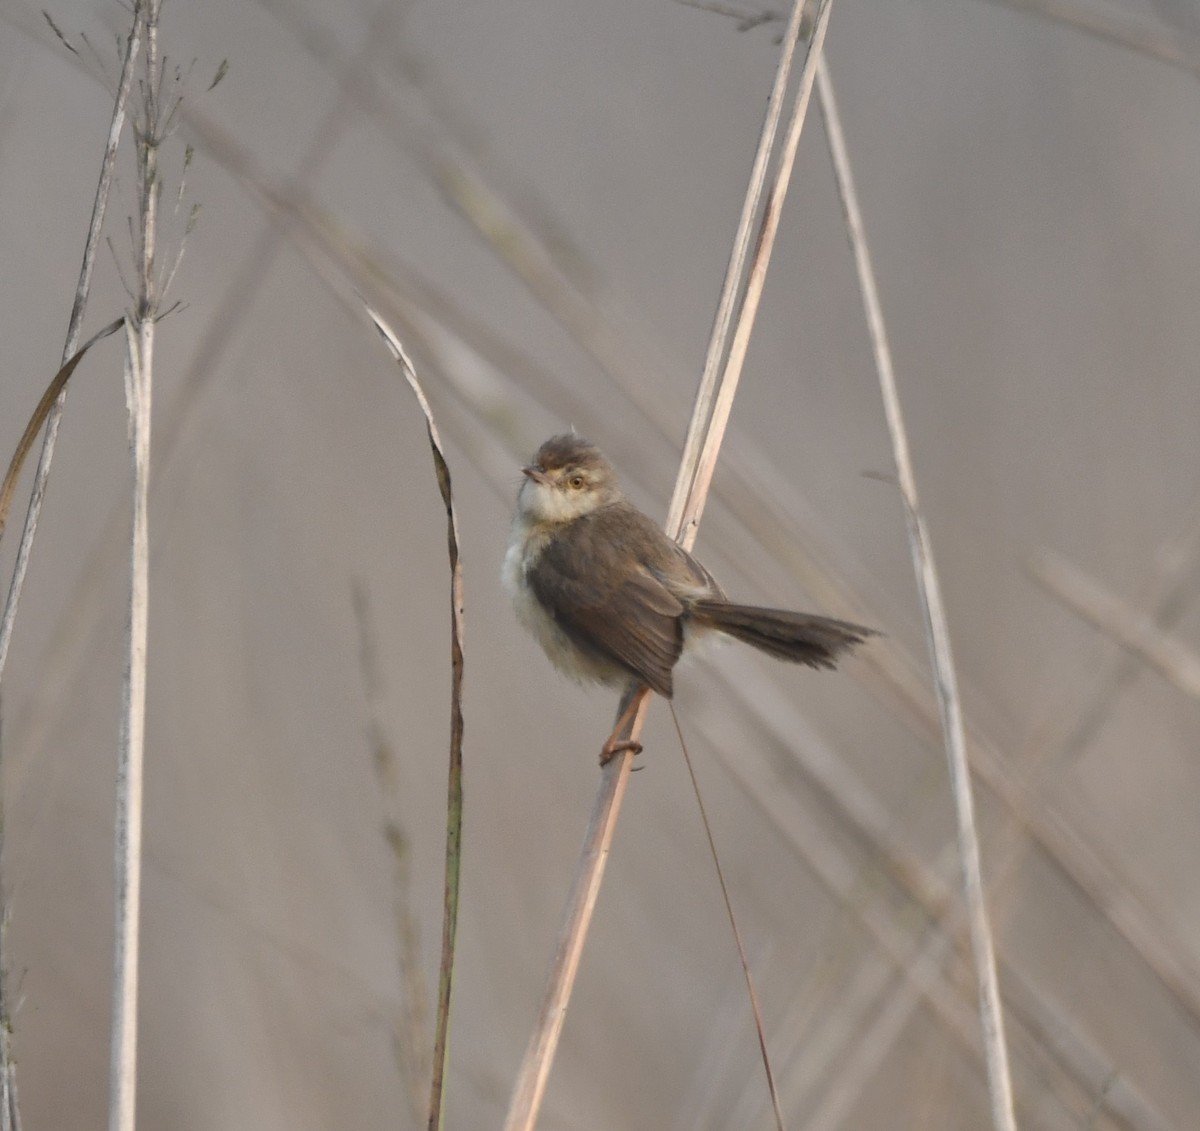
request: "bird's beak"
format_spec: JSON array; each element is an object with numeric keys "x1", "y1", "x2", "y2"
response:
[{"x1": 522, "y1": 465, "x2": 552, "y2": 487}]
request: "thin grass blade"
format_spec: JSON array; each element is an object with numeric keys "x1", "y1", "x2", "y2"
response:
[
  {"x1": 364, "y1": 305, "x2": 465, "y2": 1131},
  {"x1": 0, "y1": 317, "x2": 126, "y2": 542}
]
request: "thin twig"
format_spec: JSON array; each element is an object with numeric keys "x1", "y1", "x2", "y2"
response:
[
  {"x1": 111, "y1": 5, "x2": 160, "y2": 1130},
  {"x1": 363, "y1": 308, "x2": 465, "y2": 1131},
  {"x1": 816, "y1": 57, "x2": 1017, "y2": 1131},
  {"x1": 502, "y1": 4, "x2": 831, "y2": 1128},
  {"x1": 500, "y1": 683, "x2": 646, "y2": 1131},
  {"x1": 668, "y1": 704, "x2": 786, "y2": 1131},
  {"x1": 673, "y1": 0, "x2": 784, "y2": 34},
  {"x1": 1031, "y1": 550, "x2": 1200, "y2": 700},
  {"x1": 0, "y1": 8, "x2": 143, "y2": 681}
]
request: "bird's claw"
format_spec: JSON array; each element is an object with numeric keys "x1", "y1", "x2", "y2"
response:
[{"x1": 599, "y1": 737, "x2": 643, "y2": 766}]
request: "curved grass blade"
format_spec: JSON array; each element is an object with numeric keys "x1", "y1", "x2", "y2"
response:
[
  {"x1": 0, "y1": 317, "x2": 125, "y2": 543},
  {"x1": 364, "y1": 303, "x2": 464, "y2": 1131}
]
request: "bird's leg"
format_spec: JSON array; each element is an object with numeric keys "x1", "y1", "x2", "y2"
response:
[{"x1": 600, "y1": 684, "x2": 650, "y2": 765}]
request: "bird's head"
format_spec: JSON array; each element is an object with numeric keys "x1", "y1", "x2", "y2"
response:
[{"x1": 516, "y1": 434, "x2": 622, "y2": 526}]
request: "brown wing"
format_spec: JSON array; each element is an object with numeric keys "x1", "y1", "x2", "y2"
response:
[
  {"x1": 526, "y1": 504, "x2": 688, "y2": 696},
  {"x1": 645, "y1": 538, "x2": 725, "y2": 603}
]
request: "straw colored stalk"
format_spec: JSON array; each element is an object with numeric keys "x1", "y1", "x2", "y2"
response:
[
  {"x1": 502, "y1": 3, "x2": 832, "y2": 1128},
  {"x1": 815, "y1": 57, "x2": 1017, "y2": 1131},
  {"x1": 111, "y1": 4, "x2": 161, "y2": 1131},
  {"x1": 364, "y1": 310, "x2": 465, "y2": 1131}
]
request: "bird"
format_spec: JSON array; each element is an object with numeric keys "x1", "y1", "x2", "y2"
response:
[{"x1": 503, "y1": 433, "x2": 875, "y2": 760}]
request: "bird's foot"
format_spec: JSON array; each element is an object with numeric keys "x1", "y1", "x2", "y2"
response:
[{"x1": 599, "y1": 736, "x2": 643, "y2": 766}]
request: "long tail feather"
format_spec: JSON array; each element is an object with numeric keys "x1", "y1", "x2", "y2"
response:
[{"x1": 690, "y1": 600, "x2": 876, "y2": 670}]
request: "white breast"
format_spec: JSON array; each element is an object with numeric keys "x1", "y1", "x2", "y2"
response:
[{"x1": 502, "y1": 518, "x2": 625, "y2": 688}]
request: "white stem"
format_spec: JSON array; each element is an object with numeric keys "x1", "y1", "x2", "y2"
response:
[
  {"x1": 111, "y1": 324, "x2": 152, "y2": 1131},
  {"x1": 110, "y1": 5, "x2": 159, "y2": 1130},
  {"x1": 815, "y1": 56, "x2": 1018, "y2": 1131}
]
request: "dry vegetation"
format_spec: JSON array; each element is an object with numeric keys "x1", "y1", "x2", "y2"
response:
[{"x1": 1, "y1": 0, "x2": 1198, "y2": 1129}]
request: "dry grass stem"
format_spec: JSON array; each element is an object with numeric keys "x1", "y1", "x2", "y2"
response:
[
  {"x1": 111, "y1": 5, "x2": 160, "y2": 1130},
  {"x1": 1032, "y1": 550, "x2": 1200, "y2": 699},
  {"x1": 676, "y1": 0, "x2": 831, "y2": 547},
  {"x1": 112, "y1": 321, "x2": 150, "y2": 1131},
  {"x1": 500, "y1": 697, "x2": 644, "y2": 1131},
  {"x1": 815, "y1": 57, "x2": 1017, "y2": 1131},
  {"x1": 668, "y1": 704, "x2": 787, "y2": 1131},
  {"x1": 0, "y1": 11, "x2": 142, "y2": 682},
  {"x1": 364, "y1": 307, "x2": 465, "y2": 1131},
  {"x1": 666, "y1": 0, "x2": 814, "y2": 535},
  {"x1": 673, "y1": 1, "x2": 784, "y2": 33},
  {"x1": 503, "y1": 5, "x2": 830, "y2": 1128}
]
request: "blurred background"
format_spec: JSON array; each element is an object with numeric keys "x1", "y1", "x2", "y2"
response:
[{"x1": 2, "y1": 0, "x2": 1200, "y2": 1127}]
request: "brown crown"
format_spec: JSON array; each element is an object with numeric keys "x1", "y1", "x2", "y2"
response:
[{"x1": 531, "y1": 434, "x2": 613, "y2": 476}]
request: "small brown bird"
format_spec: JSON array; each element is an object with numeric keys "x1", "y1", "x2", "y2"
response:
[{"x1": 504, "y1": 434, "x2": 874, "y2": 759}]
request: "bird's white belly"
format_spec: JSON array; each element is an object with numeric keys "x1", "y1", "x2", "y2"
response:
[{"x1": 503, "y1": 523, "x2": 625, "y2": 687}]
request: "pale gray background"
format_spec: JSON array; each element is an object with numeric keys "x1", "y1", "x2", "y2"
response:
[{"x1": 1, "y1": 0, "x2": 1199, "y2": 1128}]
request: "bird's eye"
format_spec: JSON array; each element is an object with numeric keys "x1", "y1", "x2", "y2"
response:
[{"x1": 568, "y1": 474, "x2": 585, "y2": 490}]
